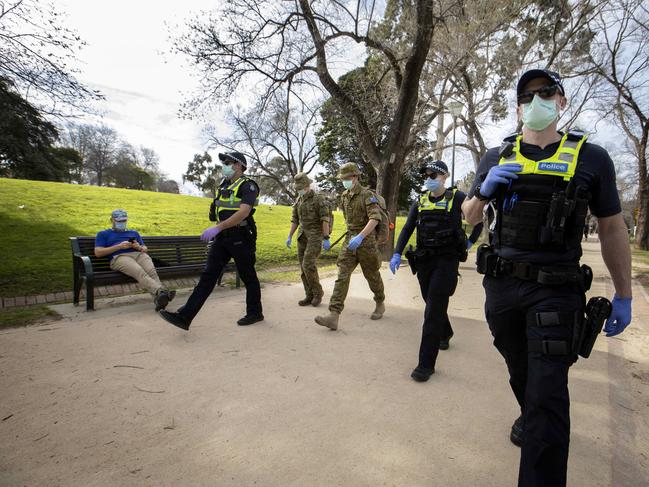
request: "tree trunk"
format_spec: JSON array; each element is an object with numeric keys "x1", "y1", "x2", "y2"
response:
[
  {"x1": 376, "y1": 157, "x2": 403, "y2": 260},
  {"x1": 635, "y1": 167, "x2": 649, "y2": 250}
]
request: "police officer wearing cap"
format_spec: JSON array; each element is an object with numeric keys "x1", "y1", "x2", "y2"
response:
[
  {"x1": 159, "y1": 151, "x2": 264, "y2": 329},
  {"x1": 390, "y1": 160, "x2": 482, "y2": 382},
  {"x1": 462, "y1": 69, "x2": 633, "y2": 486}
]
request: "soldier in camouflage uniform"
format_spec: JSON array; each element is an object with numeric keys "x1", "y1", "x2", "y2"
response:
[
  {"x1": 286, "y1": 172, "x2": 331, "y2": 307},
  {"x1": 315, "y1": 163, "x2": 385, "y2": 331}
]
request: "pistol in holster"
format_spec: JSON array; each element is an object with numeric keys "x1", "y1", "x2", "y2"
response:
[
  {"x1": 575, "y1": 296, "x2": 612, "y2": 358},
  {"x1": 404, "y1": 245, "x2": 417, "y2": 275}
]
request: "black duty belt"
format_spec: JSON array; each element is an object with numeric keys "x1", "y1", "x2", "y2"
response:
[
  {"x1": 220, "y1": 221, "x2": 251, "y2": 236},
  {"x1": 476, "y1": 244, "x2": 591, "y2": 287}
]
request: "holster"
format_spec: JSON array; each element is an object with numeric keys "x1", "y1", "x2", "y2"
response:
[
  {"x1": 405, "y1": 245, "x2": 417, "y2": 275},
  {"x1": 578, "y1": 296, "x2": 612, "y2": 358}
]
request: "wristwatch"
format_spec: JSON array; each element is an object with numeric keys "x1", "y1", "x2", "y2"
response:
[{"x1": 474, "y1": 184, "x2": 491, "y2": 201}]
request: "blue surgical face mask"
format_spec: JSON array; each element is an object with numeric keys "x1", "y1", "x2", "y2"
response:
[
  {"x1": 342, "y1": 179, "x2": 354, "y2": 190},
  {"x1": 522, "y1": 95, "x2": 559, "y2": 131},
  {"x1": 114, "y1": 221, "x2": 127, "y2": 232},
  {"x1": 424, "y1": 177, "x2": 443, "y2": 193},
  {"x1": 222, "y1": 164, "x2": 235, "y2": 178},
  {"x1": 297, "y1": 189, "x2": 306, "y2": 196}
]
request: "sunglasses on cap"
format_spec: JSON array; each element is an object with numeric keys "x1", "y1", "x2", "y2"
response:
[{"x1": 517, "y1": 84, "x2": 560, "y2": 105}]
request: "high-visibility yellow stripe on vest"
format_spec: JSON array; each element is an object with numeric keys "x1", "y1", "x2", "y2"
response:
[
  {"x1": 213, "y1": 177, "x2": 259, "y2": 213},
  {"x1": 498, "y1": 132, "x2": 587, "y2": 181},
  {"x1": 419, "y1": 188, "x2": 457, "y2": 213}
]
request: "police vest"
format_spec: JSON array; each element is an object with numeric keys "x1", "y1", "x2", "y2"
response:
[
  {"x1": 213, "y1": 177, "x2": 259, "y2": 221},
  {"x1": 495, "y1": 131, "x2": 590, "y2": 252},
  {"x1": 416, "y1": 188, "x2": 464, "y2": 250}
]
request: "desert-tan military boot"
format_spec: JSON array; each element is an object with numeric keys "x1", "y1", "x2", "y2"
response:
[
  {"x1": 315, "y1": 312, "x2": 339, "y2": 330},
  {"x1": 370, "y1": 301, "x2": 385, "y2": 320}
]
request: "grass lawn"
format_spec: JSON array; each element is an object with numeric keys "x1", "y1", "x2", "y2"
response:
[
  {"x1": 631, "y1": 247, "x2": 649, "y2": 293},
  {"x1": 0, "y1": 178, "x2": 421, "y2": 298},
  {"x1": 0, "y1": 305, "x2": 61, "y2": 329}
]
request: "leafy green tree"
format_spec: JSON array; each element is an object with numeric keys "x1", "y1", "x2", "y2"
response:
[
  {"x1": 0, "y1": 76, "x2": 62, "y2": 180},
  {"x1": 182, "y1": 152, "x2": 221, "y2": 197}
]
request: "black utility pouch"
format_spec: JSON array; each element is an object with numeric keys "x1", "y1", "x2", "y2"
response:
[
  {"x1": 476, "y1": 244, "x2": 496, "y2": 275},
  {"x1": 580, "y1": 264, "x2": 593, "y2": 292}
]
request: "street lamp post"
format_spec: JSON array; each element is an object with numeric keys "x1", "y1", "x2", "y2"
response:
[{"x1": 447, "y1": 101, "x2": 463, "y2": 187}]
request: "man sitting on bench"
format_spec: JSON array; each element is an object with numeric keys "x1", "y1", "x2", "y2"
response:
[{"x1": 94, "y1": 209, "x2": 175, "y2": 310}]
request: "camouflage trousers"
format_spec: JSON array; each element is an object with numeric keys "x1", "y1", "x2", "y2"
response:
[
  {"x1": 298, "y1": 233, "x2": 323, "y2": 299},
  {"x1": 329, "y1": 233, "x2": 385, "y2": 314}
]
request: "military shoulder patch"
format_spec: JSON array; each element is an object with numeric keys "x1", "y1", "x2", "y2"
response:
[{"x1": 369, "y1": 196, "x2": 378, "y2": 203}]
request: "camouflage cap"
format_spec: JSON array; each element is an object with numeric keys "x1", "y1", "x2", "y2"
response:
[
  {"x1": 293, "y1": 172, "x2": 312, "y2": 190},
  {"x1": 337, "y1": 162, "x2": 361, "y2": 178}
]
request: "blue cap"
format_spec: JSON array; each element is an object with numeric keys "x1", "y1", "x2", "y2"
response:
[{"x1": 111, "y1": 209, "x2": 128, "y2": 221}]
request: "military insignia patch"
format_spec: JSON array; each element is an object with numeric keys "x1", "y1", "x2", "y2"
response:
[{"x1": 370, "y1": 196, "x2": 378, "y2": 203}]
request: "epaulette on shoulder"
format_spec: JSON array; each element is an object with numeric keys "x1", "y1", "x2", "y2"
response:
[
  {"x1": 566, "y1": 128, "x2": 588, "y2": 142},
  {"x1": 503, "y1": 132, "x2": 519, "y2": 143}
]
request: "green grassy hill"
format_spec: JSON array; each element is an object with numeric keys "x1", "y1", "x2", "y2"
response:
[{"x1": 0, "y1": 178, "x2": 416, "y2": 298}]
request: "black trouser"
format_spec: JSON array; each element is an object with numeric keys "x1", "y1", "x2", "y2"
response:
[
  {"x1": 483, "y1": 275, "x2": 583, "y2": 487},
  {"x1": 415, "y1": 255, "x2": 459, "y2": 370},
  {"x1": 179, "y1": 228, "x2": 262, "y2": 323}
]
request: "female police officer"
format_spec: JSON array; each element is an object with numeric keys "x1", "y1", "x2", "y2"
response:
[
  {"x1": 390, "y1": 160, "x2": 482, "y2": 382},
  {"x1": 462, "y1": 69, "x2": 632, "y2": 487},
  {"x1": 158, "y1": 151, "x2": 263, "y2": 329}
]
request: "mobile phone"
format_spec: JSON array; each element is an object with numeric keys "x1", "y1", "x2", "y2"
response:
[{"x1": 128, "y1": 237, "x2": 136, "y2": 243}]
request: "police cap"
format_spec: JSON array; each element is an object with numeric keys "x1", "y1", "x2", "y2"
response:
[
  {"x1": 420, "y1": 160, "x2": 449, "y2": 176},
  {"x1": 218, "y1": 151, "x2": 248, "y2": 168},
  {"x1": 517, "y1": 69, "x2": 565, "y2": 97}
]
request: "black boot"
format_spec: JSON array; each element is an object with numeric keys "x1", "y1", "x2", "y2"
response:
[
  {"x1": 410, "y1": 366, "x2": 435, "y2": 382},
  {"x1": 439, "y1": 331, "x2": 454, "y2": 350},
  {"x1": 159, "y1": 310, "x2": 190, "y2": 331},
  {"x1": 237, "y1": 314, "x2": 264, "y2": 326},
  {"x1": 510, "y1": 415, "x2": 525, "y2": 447}
]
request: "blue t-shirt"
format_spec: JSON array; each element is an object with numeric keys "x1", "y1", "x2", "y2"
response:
[{"x1": 95, "y1": 229, "x2": 145, "y2": 261}]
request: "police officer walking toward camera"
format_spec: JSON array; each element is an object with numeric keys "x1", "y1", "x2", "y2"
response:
[
  {"x1": 286, "y1": 172, "x2": 331, "y2": 307},
  {"x1": 315, "y1": 162, "x2": 385, "y2": 331},
  {"x1": 159, "y1": 151, "x2": 263, "y2": 330},
  {"x1": 390, "y1": 160, "x2": 482, "y2": 382},
  {"x1": 462, "y1": 69, "x2": 633, "y2": 486}
]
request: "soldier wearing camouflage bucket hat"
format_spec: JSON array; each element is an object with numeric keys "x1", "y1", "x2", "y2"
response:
[
  {"x1": 285, "y1": 172, "x2": 331, "y2": 307},
  {"x1": 314, "y1": 162, "x2": 385, "y2": 331}
]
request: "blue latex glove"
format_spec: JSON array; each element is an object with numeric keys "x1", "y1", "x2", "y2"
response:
[
  {"x1": 286, "y1": 236, "x2": 292, "y2": 249},
  {"x1": 466, "y1": 240, "x2": 474, "y2": 250},
  {"x1": 200, "y1": 226, "x2": 221, "y2": 242},
  {"x1": 347, "y1": 234, "x2": 364, "y2": 251},
  {"x1": 389, "y1": 253, "x2": 401, "y2": 274},
  {"x1": 323, "y1": 238, "x2": 331, "y2": 251},
  {"x1": 480, "y1": 164, "x2": 522, "y2": 197},
  {"x1": 603, "y1": 295, "x2": 632, "y2": 337}
]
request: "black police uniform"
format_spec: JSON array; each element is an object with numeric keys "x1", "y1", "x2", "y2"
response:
[
  {"x1": 395, "y1": 189, "x2": 483, "y2": 373},
  {"x1": 178, "y1": 176, "x2": 262, "y2": 324},
  {"x1": 470, "y1": 134, "x2": 621, "y2": 487}
]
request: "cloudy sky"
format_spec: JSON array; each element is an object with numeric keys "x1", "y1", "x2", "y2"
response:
[
  {"x1": 59, "y1": 0, "x2": 223, "y2": 190},
  {"x1": 56, "y1": 0, "x2": 619, "y2": 193}
]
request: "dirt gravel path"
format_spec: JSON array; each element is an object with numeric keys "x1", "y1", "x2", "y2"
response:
[{"x1": 0, "y1": 241, "x2": 647, "y2": 486}]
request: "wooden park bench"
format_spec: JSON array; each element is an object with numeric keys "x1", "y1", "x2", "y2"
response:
[{"x1": 70, "y1": 236, "x2": 240, "y2": 311}]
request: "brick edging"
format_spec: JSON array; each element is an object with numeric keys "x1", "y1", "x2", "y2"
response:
[{"x1": 0, "y1": 277, "x2": 201, "y2": 310}]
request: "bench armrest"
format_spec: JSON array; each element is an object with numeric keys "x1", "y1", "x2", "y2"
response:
[{"x1": 73, "y1": 253, "x2": 94, "y2": 278}]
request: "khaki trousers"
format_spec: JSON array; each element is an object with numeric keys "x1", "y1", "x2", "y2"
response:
[{"x1": 110, "y1": 252, "x2": 163, "y2": 295}]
